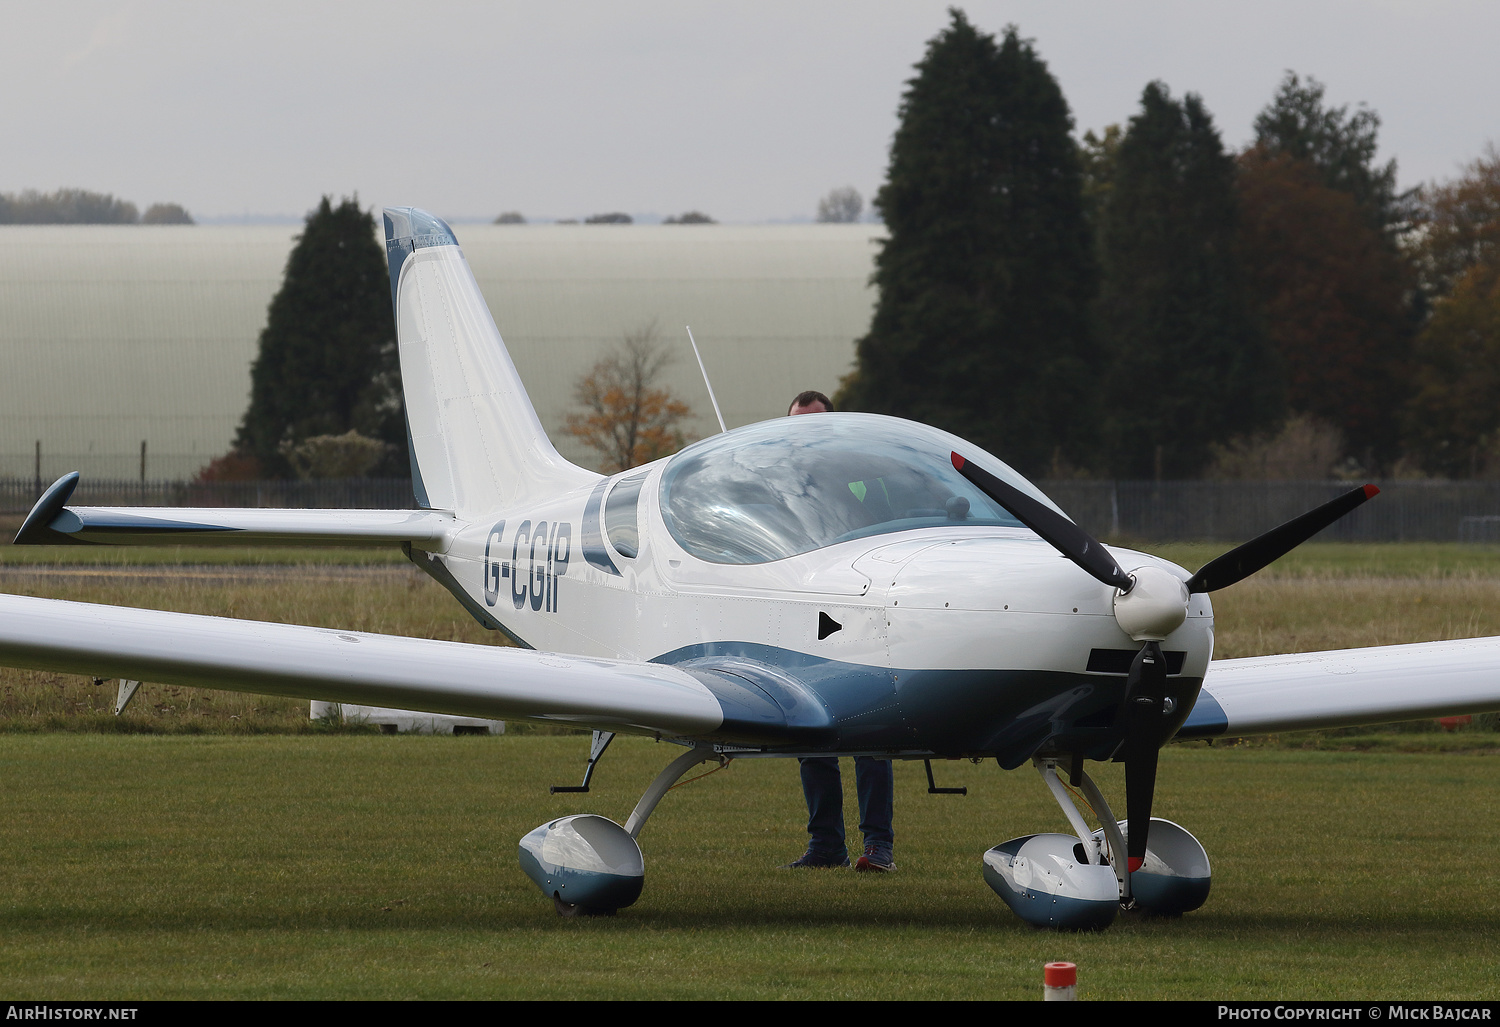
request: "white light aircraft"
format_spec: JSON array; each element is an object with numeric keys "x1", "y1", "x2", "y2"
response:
[{"x1": 6, "y1": 208, "x2": 1500, "y2": 928}]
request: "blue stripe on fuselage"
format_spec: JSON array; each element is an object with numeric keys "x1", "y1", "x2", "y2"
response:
[{"x1": 652, "y1": 641, "x2": 1200, "y2": 763}]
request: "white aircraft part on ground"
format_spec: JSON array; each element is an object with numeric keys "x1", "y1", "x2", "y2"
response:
[{"x1": 308, "y1": 700, "x2": 503, "y2": 735}]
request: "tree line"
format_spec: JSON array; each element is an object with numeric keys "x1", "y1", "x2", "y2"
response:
[
  {"x1": 0, "y1": 188, "x2": 192, "y2": 224},
  {"x1": 838, "y1": 11, "x2": 1500, "y2": 481}
]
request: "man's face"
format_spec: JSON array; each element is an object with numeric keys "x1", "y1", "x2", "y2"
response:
[{"x1": 788, "y1": 399, "x2": 829, "y2": 416}]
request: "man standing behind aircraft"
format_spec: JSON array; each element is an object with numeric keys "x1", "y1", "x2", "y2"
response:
[{"x1": 781, "y1": 390, "x2": 896, "y2": 872}]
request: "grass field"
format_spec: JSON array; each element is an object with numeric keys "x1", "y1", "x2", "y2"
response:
[
  {"x1": 0, "y1": 540, "x2": 1498, "y2": 998},
  {"x1": 0, "y1": 734, "x2": 1496, "y2": 999}
]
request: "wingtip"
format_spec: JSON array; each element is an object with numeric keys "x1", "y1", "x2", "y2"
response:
[
  {"x1": 951, "y1": 452, "x2": 965, "y2": 471},
  {"x1": 1363, "y1": 484, "x2": 1380, "y2": 499},
  {"x1": 14, "y1": 471, "x2": 81, "y2": 545}
]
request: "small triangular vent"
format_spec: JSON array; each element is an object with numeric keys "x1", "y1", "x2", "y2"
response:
[{"x1": 818, "y1": 612, "x2": 843, "y2": 640}]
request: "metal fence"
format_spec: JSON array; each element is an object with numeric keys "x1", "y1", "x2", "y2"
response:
[
  {"x1": 1044, "y1": 480, "x2": 1500, "y2": 543},
  {"x1": 5, "y1": 476, "x2": 1500, "y2": 543}
]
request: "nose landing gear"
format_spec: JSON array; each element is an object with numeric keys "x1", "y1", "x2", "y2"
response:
[{"x1": 982, "y1": 758, "x2": 1211, "y2": 929}]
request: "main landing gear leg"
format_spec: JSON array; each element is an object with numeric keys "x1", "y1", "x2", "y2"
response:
[
  {"x1": 518, "y1": 745, "x2": 723, "y2": 917},
  {"x1": 1035, "y1": 758, "x2": 1131, "y2": 902},
  {"x1": 625, "y1": 745, "x2": 722, "y2": 838}
]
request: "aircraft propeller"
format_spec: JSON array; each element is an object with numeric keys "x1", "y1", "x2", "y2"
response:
[{"x1": 951, "y1": 453, "x2": 1377, "y2": 876}]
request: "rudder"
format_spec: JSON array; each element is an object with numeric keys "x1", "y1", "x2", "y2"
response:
[{"x1": 383, "y1": 207, "x2": 595, "y2": 518}]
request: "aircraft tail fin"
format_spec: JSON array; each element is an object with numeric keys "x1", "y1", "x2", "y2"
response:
[{"x1": 383, "y1": 208, "x2": 595, "y2": 517}]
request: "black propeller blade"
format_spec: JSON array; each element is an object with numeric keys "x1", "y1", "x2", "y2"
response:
[
  {"x1": 1185, "y1": 484, "x2": 1378, "y2": 594},
  {"x1": 1118, "y1": 641, "x2": 1174, "y2": 874},
  {"x1": 951, "y1": 453, "x2": 1134, "y2": 593}
]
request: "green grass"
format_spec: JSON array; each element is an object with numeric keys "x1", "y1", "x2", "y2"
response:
[
  {"x1": 2, "y1": 542, "x2": 1500, "y2": 997},
  {"x1": 1136, "y1": 540, "x2": 1500, "y2": 579},
  {"x1": 0, "y1": 734, "x2": 1496, "y2": 999},
  {"x1": 0, "y1": 560, "x2": 502, "y2": 732}
]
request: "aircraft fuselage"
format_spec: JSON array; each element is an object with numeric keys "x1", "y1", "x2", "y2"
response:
[{"x1": 422, "y1": 463, "x2": 1213, "y2": 763}]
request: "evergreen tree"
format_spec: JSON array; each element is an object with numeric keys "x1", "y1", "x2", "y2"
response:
[
  {"x1": 837, "y1": 12, "x2": 1098, "y2": 477},
  {"x1": 1253, "y1": 72, "x2": 1407, "y2": 236},
  {"x1": 1099, "y1": 83, "x2": 1280, "y2": 478},
  {"x1": 234, "y1": 197, "x2": 404, "y2": 478}
]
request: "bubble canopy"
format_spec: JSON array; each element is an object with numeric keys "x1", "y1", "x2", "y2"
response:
[{"x1": 659, "y1": 413, "x2": 1065, "y2": 565}]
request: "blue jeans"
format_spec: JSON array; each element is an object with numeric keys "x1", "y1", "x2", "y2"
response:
[{"x1": 798, "y1": 756, "x2": 894, "y2": 860}]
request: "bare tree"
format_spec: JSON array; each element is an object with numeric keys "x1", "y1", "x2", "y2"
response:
[
  {"x1": 564, "y1": 322, "x2": 692, "y2": 472},
  {"x1": 816, "y1": 186, "x2": 863, "y2": 223},
  {"x1": 278, "y1": 430, "x2": 390, "y2": 479},
  {"x1": 1207, "y1": 415, "x2": 1346, "y2": 480}
]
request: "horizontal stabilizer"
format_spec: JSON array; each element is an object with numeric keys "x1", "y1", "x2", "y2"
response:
[{"x1": 14, "y1": 473, "x2": 456, "y2": 548}]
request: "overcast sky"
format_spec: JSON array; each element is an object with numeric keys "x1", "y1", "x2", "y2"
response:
[{"x1": 3, "y1": 1, "x2": 1495, "y2": 223}]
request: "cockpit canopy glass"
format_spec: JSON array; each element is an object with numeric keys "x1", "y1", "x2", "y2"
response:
[{"x1": 660, "y1": 413, "x2": 1065, "y2": 565}]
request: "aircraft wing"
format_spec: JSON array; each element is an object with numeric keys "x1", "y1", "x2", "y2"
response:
[
  {"x1": 0, "y1": 592, "x2": 833, "y2": 746},
  {"x1": 13, "y1": 473, "x2": 452, "y2": 548},
  {"x1": 1180, "y1": 637, "x2": 1500, "y2": 739}
]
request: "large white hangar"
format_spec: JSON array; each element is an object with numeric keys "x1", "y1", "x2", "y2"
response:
[{"x1": 0, "y1": 222, "x2": 881, "y2": 481}]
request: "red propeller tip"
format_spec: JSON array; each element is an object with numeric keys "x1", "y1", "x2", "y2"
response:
[
  {"x1": 951, "y1": 452, "x2": 966, "y2": 471},
  {"x1": 1363, "y1": 484, "x2": 1380, "y2": 499},
  {"x1": 1127, "y1": 856, "x2": 1143, "y2": 873}
]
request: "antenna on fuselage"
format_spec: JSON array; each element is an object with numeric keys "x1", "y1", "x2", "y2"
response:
[{"x1": 685, "y1": 326, "x2": 728, "y2": 434}]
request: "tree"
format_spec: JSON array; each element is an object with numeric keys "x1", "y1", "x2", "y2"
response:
[
  {"x1": 0, "y1": 188, "x2": 138, "y2": 224},
  {"x1": 1098, "y1": 82, "x2": 1279, "y2": 478},
  {"x1": 494, "y1": 211, "x2": 526, "y2": 224},
  {"x1": 663, "y1": 211, "x2": 715, "y2": 224},
  {"x1": 816, "y1": 187, "x2": 863, "y2": 223},
  {"x1": 141, "y1": 203, "x2": 193, "y2": 224},
  {"x1": 1253, "y1": 72, "x2": 1407, "y2": 236},
  {"x1": 280, "y1": 430, "x2": 390, "y2": 479},
  {"x1": 233, "y1": 196, "x2": 403, "y2": 478},
  {"x1": 1079, "y1": 123, "x2": 1123, "y2": 244},
  {"x1": 563, "y1": 323, "x2": 692, "y2": 473},
  {"x1": 585, "y1": 212, "x2": 632, "y2": 224},
  {"x1": 1206, "y1": 414, "x2": 1345, "y2": 481},
  {"x1": 1416, "y1": 142, "x2": 1500, "y2": 300},
  {"x1": 1236, "y1": 147, "x2": 1411, "y2": 465},
  {"x1": 837, "y1": 13, "x2": 1099, "y2": 477},
  {"x1": 1405, "y1": 260, "x2": 1500, "y2": 476}
]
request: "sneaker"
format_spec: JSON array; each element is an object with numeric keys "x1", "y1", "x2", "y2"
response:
[
  {"x1": 780, "y1": 850, "x2": 850, "y2": 869},
  {"x1": 855, "y1": 845, "x2": 896, "y2": 873}
]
